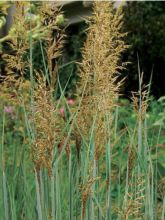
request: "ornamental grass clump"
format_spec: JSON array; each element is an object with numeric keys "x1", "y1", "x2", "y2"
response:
[
  {"x1": 29, "y1": 3, "x2": 65, "y2": 177},
  {"x1": 0, "y1": 2, "x2": 65, "y2": 87},
  {"x1": 0, "y1": 1, "x2": 65, "y2": 175},
  {"x1": 76, "y1": 2, "x2": 128, "y2": 218},
  {"x1": 0, "y1": 2, "x2": 32, "y2": 107},
  {"x1": 1, "y1": 1, "x2": 164, "y2": 220},
  {"x1": 78, "y1": 2, "x2": 128, "y2": 152},
  {"x1": 120, "y1": 175, "x2": 145, "y2": 220}
]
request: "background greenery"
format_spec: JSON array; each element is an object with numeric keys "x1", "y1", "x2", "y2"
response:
[{"x1": 122, "y1": 1, "x2": 165, "y2": 98}]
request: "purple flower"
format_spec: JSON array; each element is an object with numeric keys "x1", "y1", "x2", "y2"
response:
[
  {"x1": 4, "y1": 106, "x2": 14, "y2": 114},
  {"x1": 59, "y1": 107, "x2": 65, "y2": 117},
  {"x1": 67, "y1": 98, "x2": 74, "y2": 105}
]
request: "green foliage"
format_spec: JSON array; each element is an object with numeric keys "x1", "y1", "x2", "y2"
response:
[{"x1": 122, "y1": 1, "x2": 165, "y2": 98}]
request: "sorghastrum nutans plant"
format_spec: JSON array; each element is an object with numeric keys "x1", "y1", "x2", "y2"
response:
[
  {"x1": 0, "y1": 1, "x2": 65, "y2": 106},
  {"x1": 81, "y1": 175, "x2": 101, "y2": 220},
  {"x1": 0, "y1": 2, "x2": 32, "y2": 106},
  {"x1": 0, "y1": 2, "x2": 66, "y2": 177},
  {"x1": 77, "y1": 2, "x2": 128, "y2": 161},
  {"x1": 119, "y1": 175, "x2": 145, "y2": 220},
  {"x1": 31, "y1": 75, "x2": 65, "y2": 178},
  {"x1": 36, "y1": 2, "x2": 65, "y2": 89}
]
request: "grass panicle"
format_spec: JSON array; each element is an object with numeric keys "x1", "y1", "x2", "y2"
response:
[{"x1": 77, "y1": 1, "x2": 128, "y2": 158}]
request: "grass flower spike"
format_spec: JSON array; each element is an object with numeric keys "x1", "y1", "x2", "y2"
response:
[{"x1": 78, "y1": 2, "x2": 128, "y2": 154}]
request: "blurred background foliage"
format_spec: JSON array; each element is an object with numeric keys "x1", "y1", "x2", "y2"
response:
[{"x1": 122, "y1": 1, "x2": 165, "y2": 99}]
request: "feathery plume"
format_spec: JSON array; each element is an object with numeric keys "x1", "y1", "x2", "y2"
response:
[{"x1": 77, "y1": 1, "x2": 128, "y2": 158}]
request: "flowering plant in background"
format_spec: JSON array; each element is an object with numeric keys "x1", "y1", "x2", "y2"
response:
[
  {"x1": 59, "y1": 98, "x2": 75, "y2": 118},
  {"x1": 67, "y1": 98, "x2": 74, "y2": 105},
  {"x1": 3, "y1": 106, "x2": 15, "y2": 119},
  {"x1": 59, "y1": 107, "x2": 65, "y2": 118},
  {"x1": 4, "y1": 106, "x2": 13, "y2": 114}
]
